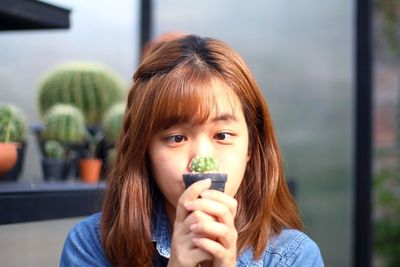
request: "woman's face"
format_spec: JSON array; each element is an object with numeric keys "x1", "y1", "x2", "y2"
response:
[{"x1": 148, "y1": 79, "x2": 250, "y2": 212}]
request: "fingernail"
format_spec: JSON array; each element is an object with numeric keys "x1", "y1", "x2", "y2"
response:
[
  {"x1": 184, "y1": 201, "x2": 195, "y2": 210},
  {"x1": 200, "y1": 190, "x2": 212, "y2": 198},
  {"x1": 190, "y1": 223, "x2": 198, "y2": 231}
]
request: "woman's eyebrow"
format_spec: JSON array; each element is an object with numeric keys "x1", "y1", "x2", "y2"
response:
[{"x1": 211, "y1": 113, "x2": 238, "y2": 122}]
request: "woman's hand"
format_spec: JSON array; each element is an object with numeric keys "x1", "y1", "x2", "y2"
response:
[
  {"x1": 168, "y1": 178, "x2": 238, "y2": 267},
  {"x1": 185, "y1": 188, "x2": 238, "y2": 267},
  {"x1": 168, "y1": 179, "x2": 214, "y2": 267}
]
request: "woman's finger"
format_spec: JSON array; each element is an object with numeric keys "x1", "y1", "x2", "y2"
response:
[
  {"x1": 175, "y1": 178, "x2": 211, "y2": 223},
  {"x1": 200, "y1": 189, "x2": 238, "y2": 217},
  {"x1": 169, "y1": 220, "x2": 214, "y2": 266},
  {"x1": 184, "y1": 197, "x2": 235, "y2": 226},
  {"x1": 183, "y1": 209, "x2": 216, "y2": 233},
  {"x1": 192, "y1": 237, "x2": 236, "y2": 266},
  {"x1": 189, "y1": 247, "x2": 213, "y2": 263},
  {"x1": 190, "y1": 220, "x2": 237, "y2": 248}
]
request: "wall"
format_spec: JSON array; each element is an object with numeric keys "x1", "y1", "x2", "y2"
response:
[{"x1": 0, "y1": 217, "x2": 82, "y2": 267}]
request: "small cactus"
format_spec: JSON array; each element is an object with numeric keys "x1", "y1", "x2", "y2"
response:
[
  {"x1": 0, "y1": 104, "x2": 27, "y2": 143},
  {"x1": 42, "y1": 104, "x2": 86, "y2": 144},
  {"x1": 38, "y1": 61, "x2": 125, "y2": 125},
  {"x1": 190, "y1": 156, "x2": 219, "y2": 173},
  {"x1": 102, "y1": 102, "x2": 125, "y2": 144},
  {"x1": 44, "y1": 140, "x2": 65, "y2": 159}
]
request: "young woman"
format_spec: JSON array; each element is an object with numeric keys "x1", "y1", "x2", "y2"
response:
[{"x1": 61, "y1": 35, "x2": 324, "y2": 267}]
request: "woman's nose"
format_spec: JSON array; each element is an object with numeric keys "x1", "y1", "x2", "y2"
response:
[{"x1": 190, "y1": 136, "x2": 214, "y2": 161}]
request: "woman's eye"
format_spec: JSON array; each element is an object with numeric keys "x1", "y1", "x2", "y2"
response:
[
  {"x1": 166, "y1": 135, "x2": 187, "y2": 144},
  {"x1": 214, "y1": 132, "x2": 233, "y2": 141}
]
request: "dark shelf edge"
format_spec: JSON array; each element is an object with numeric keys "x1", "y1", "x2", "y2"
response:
[
  {"x1": 0, "y1": 0, "x2": 71, "y2": 31},
  {"x1": 0, "y1": 182, "x2": 105, "y2": 225}
]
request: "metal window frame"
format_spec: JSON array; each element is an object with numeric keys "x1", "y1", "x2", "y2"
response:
[{"x1": 354, "y1": 0, "x2": 372, "y2": 267}]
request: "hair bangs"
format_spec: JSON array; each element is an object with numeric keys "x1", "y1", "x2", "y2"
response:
[{"x1": 150, "y1": 66, "x2": 220, "y2": 131}]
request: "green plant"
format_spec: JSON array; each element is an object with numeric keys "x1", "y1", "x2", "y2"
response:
[
  {"x1": 37, "y1": 61, "x2": 125, "y2": 126},
  {"x1": 0, "y1": 104, "x2": 27, "y2": 143},
  {"x1": 375, "y1": 0, "x2": 400, "y2": 53},
  {"x1": 190, "y1": 156, "x2": 219, "y2": 173},
  {"x1": 374, "y1": 3, "x2": 400, "y2": 266},
  {"x1": 44, "y1": 140, "x2": 65, "y2": 160},
  {"x1": 102, "y1": 102, "x2": 125, "y2": 144},
  {"x1": 374, "y1": 164, "x2": 400, "y2": 267},
  {"x1": 42, "y1": 104, "x2": 86, "y2": 144},
  {"x1": 84, "y1": 130, "x2": 104, "y2": 158},
  {"x1": 107, "y1": 147, "x2": 117, "y2": 163}
]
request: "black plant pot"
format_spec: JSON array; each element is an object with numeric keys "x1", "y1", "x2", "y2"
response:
[
  {"x1": 33, "y1": 123, "x2": 112, "y2": 180},
  {"x1": 42, "y1": 158, "x2": 70, "y2": 181},
  {"x1": 0, "y1": 142, "x2": 27, "y2": 182},
  {"x1": 183, "y1": 173, "x2": 228, "y2": 192},
  {"x1": 32, "y1": 124, "x2": 88, "y2": 179}
]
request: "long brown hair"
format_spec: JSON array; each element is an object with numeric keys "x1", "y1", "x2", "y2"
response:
[{"x1": 101, "y1": 35, "x2": 303, "y2": 266}]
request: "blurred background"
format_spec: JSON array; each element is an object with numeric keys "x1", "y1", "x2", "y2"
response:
[{"x1": 0, "y1": 0, "x2": 397, "y2": 266}]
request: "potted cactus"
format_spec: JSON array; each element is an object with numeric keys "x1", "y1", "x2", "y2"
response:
[
  {"x1": 42, "y1": 140, "x2": 69, "y2": 181},
  {"x1": 34, "y1": 61, "x2": 126, "y2": 177},
  {"x1": 0, "y1": 104, "x2": 27, "y2": 180},
  {"x1": 183, "y1": 156, "x2": 227, "y2": 192},
  {"x1": 102, "y1": 102, "x2": 125, "y2": 145},
  {"x1": 41, "y1": 104, "x2": 86, "y2": 180},
  {"x1": 41, "y1": 104, "x2": 86, "y2": 144},
  {"x1": 78, "y1": 130, "x2": 104, "y2": 184},
  {"x1": 37, "y1": 61, "x2": 125, "y2": 127}
]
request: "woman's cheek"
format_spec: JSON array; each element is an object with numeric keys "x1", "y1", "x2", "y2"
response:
[{"x1": 222, "y1": 152, "x2": 248, "y2": 196}]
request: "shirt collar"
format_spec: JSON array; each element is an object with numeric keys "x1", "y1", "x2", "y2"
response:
[{"x1": 152, "y1": 200, "x2": 172, "y2": 258}]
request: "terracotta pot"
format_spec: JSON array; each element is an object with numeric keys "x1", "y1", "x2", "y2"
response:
[
  {"x1": 0, "y1": 143, "x2": 18, "y2": 175},
  {"x1": 0, "y1": 142, "x2": 27, "y2": 181},
  {"x1": 79, "y1": 158, "x2": 102, "y2": 183}
]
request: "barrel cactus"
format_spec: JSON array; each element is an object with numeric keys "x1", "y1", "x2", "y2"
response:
[
  {"x1": 42, "y1": 104, "x2": 86, "y2": 144},
  {"x1": 44, "y1": 140, "x2": 66, "y2": 160},
  {"x1": 184, "y1": 156, "x2": 227, "y2": 192},
  {"x1": 38, "y1": 61, "x2": 125, "y2": 125},
  {"x1": 0, "y1": 104, "x2": 27, "y2": 143},
  {"x1": 102, "y1": 102, "x2": 125, "y2": 144},
  {"x1": 190, "y1": 156, "x2": 219, "y2": 173}
]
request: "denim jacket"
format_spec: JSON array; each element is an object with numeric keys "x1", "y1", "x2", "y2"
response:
[{"x1": 61, "y1": 204, "x2": 324, "y2": 267}]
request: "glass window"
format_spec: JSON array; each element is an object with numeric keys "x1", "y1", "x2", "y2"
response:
[{"x1": 372, "y1": 1, "x2": 400, "y2": 266}]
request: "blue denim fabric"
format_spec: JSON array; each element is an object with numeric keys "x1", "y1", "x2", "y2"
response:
[
  {"x1": 60, "y1": 213, "x2": 111, "y2": 267},
  {"x1": 61, "y1": 203, "x2": 324, "y2": 266}
]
